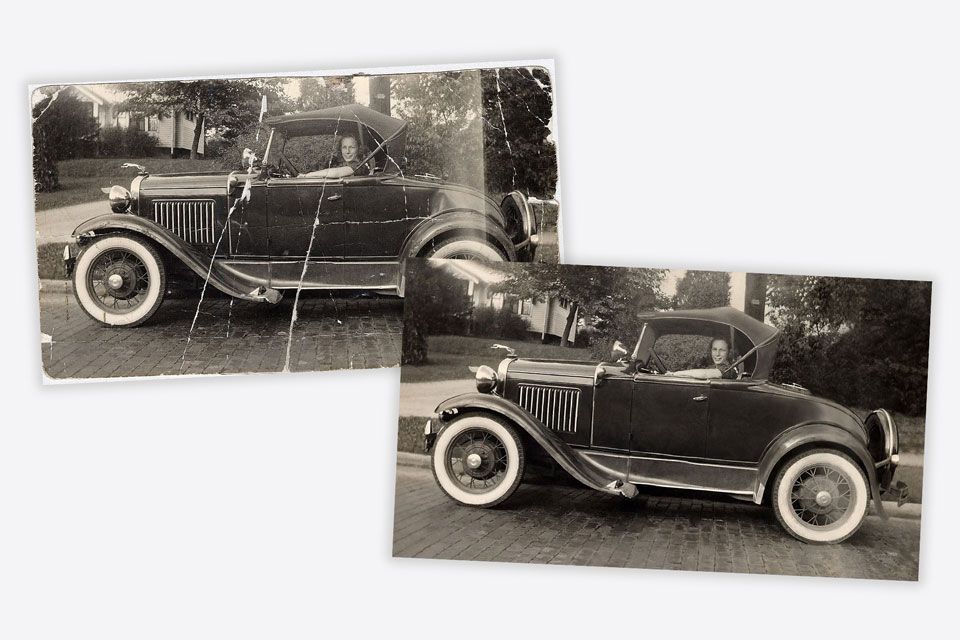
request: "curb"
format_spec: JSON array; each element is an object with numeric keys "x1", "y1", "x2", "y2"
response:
[
  {"x1": 395, "y1": 452, "x2": 922, "y2": 519},
  {"x1": 39, "y1": 279, "x2": 71, "y2": 294},
  {"x1": 397, "y1": 451, "x2": 430, "y2": 469}
]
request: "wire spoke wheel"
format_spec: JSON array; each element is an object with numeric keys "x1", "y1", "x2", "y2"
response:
[
  {"x1": 431, "y1": 415, "x2": 525, "y2": 508},
  {"x1": 72, "y1": 234, "x2": 166, "y2": 328},
  {"x1": 773, "y1": 449, "x2": 868, "y2": 544},
  {"x1": 87, "y1": 248, "x2": 152, "y2": 313}
]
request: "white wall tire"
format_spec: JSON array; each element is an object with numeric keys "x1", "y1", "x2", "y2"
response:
[
  {"x1": 72, "y1": 234, "x2": 166, "y2": 328},
  {"x1": 425, "y1": 237, "x2": 506, "y2": 261},
  {"x1": 772, "y1": 449, "x2": 868, "y2": 544},
  {"x1": 431, "y1": 414, "x2": 524, "y2": 507}
]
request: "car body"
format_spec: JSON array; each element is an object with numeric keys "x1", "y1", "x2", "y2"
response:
[
  {"x1": 424, "y1": 307, "x2": 906, "y2": 544},
  {"x1": 64, "y1": 103, "x2": 540, "y2": 327}
]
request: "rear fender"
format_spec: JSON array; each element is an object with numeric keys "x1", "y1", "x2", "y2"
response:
[
  {"x1": 402, "y1": 211, "x2": 517, "y2": 261},
  {"x1": 755, "y1": 422, "x2": 886, "y2": 517},
  {"x1": 72, "y1": 214, "x2": 281, "y2": 303},
  {"x1": 434, "y1": 393, "x2": 632, "y2": 497}
]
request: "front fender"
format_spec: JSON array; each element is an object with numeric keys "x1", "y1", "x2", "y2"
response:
[
  {"x1": 755, "y1": 422, "x2": 887, "y2": 517},
  {"x1": 72, "y1": 214, "x2": 280, "y2": 303},
  {"x1": 433, "y1": 393, "x2": 631, "y2": 496},
  {"x1": 402, "y1": 211, "x2": 518, "y2": 261}
]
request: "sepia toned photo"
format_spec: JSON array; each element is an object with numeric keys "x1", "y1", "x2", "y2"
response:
[
  {"x1": 393, "y1": 260, "x2": 930, "y2": 580},
  {"x1": 31, "y1": 61, "x2": 560, "y2": 381}
]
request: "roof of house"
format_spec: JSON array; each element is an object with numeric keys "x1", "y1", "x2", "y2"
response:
[{"x1": 70, "y1": 84, "x2": 128, "y2": 105}]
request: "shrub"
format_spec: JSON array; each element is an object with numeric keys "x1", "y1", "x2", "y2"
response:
[
  {"x1": 470, "y1": 306, "x2": 529, "y2": 340},
  {"x1": 98, "y1": 127, "x2": 159, "y2": 157}
]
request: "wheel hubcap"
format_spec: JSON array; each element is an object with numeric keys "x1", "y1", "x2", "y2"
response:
[
  {"x1": 790, "y1": 464, "x2": 853, "y2": 527},
  {"x1": 86, "y1": 248, "x2": 151, "y2": 313},
  {"x1": 445, "y1": 428, "x2": 509, "y2": 493}
]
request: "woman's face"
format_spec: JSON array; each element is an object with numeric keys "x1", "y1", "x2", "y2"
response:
[
  {"x1": 710, "y1": 339, "x2": 730, "y2": 366},
  {"x1": 340, "y1": 137, "x2": 358, "y2": 162}
]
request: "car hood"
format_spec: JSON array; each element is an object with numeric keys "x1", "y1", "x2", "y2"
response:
[
  {"x1": 508, "y1": 358, "x2": 599, "y2": 380},
  {"x1": 138, "y1": 172, "x2": 232, "y2": 191}
]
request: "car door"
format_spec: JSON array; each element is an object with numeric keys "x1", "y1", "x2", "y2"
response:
[
  {"x1": 589, "y1": 364, "x2": 634, "y2": 451},
  {"x1": 266, "y1": 177, "x2": 346, "y2": 258},
  {"x1": 341, "y1": 175, "x2": 426, "y2": 258},
  {"x1": 226, "y1": 174, "x2": 269, "y2": 256},
  {"x1": 630, "y1": 375, "x2": 710, "y2": 459}
]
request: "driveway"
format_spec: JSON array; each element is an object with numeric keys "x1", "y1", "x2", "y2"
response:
[
  {"x1": 393, "y1": 466, "x2": 921, "y2": 580},
  {"x1": 35, "y1": 201, "x2": 105, "y2": 244}
]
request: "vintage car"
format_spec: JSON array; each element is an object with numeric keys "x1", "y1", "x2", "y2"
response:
[
  {"x1": 424, "y1": 307, "x2": 907, "y2": 544},
  {"x1": 63, "y1": 103, "x2": 540, "y2": 327}
]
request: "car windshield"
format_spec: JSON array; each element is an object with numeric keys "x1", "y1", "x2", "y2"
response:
[
  {"x1": 265, "y1": 123, "x2": 402, "y2": 176},
  {"x1": 633, "y1": 322, "x2": 760, "y2": 378}
]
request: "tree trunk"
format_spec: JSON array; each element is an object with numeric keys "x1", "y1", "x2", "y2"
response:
[
  {"x1": 190, "y1": 113, "x2": 205, "y2": 159},
  {"x1": 560, "y1": 302, "x2": 579, "y2": 347}
]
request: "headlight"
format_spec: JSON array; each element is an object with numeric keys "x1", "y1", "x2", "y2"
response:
[
  {"x1": 108, "y1": 185, "x2": 132, "y2": 213},
  {"x1": 475, "y1": 365, "x2": 497, "y2": 393}
]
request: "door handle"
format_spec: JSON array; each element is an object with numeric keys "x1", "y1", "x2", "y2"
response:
[
  {"x1": 326, "y1": 194, "x2": 342, "y2": 201},
  {"x1": 692, "y1": 394, "x2": 708, "y2": 402}
]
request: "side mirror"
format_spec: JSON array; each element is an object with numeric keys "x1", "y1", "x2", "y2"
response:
[{"x1": 611, "y1": 340, "x2": 629, "y2": 362}]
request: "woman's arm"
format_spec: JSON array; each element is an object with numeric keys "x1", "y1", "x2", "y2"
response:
[
  {"x1": 668, "y1": 368, "x2": 722, "y2": 379},
  {"x1": 300, "y1": 165, "x2": 355, "y2": 179}
]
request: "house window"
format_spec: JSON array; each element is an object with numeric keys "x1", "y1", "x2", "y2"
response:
[
  {"x1": 518, "y1": 300, "x2": 531, "y2": 316},
  {"x1": 144, "y1": 116, "x2": 159, "y2": 132}
]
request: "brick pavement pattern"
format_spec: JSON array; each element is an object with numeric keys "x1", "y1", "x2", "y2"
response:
[
  {"x1": 39, "y1": 288, "x2": 403, "y2": 379},
  {"x1": 393, "y1": 466, "x2": 920, "y2": 580}
]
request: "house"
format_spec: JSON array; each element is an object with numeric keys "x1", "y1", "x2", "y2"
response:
[
  {"x1": 442, "y1": 261, "x2": 578, "y2": 345},
  {"x1": 64, "y1": 84, "x2": 205, "y2": 157}
]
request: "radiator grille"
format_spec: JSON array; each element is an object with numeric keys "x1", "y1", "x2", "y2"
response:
[
  {"x1": 152, "y1": 200, "x2": 216, "y2": 244},
  {"x1": 517, "y1": 384, "x2": 580, "y2": 433}
]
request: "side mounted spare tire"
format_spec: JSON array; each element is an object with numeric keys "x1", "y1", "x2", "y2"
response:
[{"x1": 72, "y1": 233, "x2": 166, "y2": 328}]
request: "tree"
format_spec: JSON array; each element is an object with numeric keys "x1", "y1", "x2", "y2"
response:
[
  {"x1": 497, "y1": 264, "x2": 666, "y2": 349},
  {"x1": 121, "y1": 78, "x2": 288, "y2": 159},
  {"x1": 32, "y1": 88, "x2": 99, "y2": 191},
  {"x1": 672, "y1": 270, "x2": 731, "y2": 309},
  {"x1": 401, "y1": 260, "x2": 473, "y2": 365},
  {"x1": 767, "y1": 275, "x2": 932, "y2": 415},
  {"x1": 297, "y1": 76, "x2": 354, "y2": 111},
  {"x1": 394, "y1": 66, "x2": 558, "y2": 198}
]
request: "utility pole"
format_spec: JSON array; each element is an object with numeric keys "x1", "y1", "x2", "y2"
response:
[{"x1": 369, "y1": 76, "x2": 391, "y2": 115}]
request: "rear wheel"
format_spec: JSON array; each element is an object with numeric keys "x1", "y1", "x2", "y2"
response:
[
  {"x1": 772, "y1": 449, "x2": 868, "y2": 544},
  {"x1": 424, "y1": 237, "x2": 506, "y2": 261},
  {"x1": 72, "y1": 234, "x2": 166, "y2": 327},
  {"x1": 431, "y1": 414, "x2": 524, "y2": 507}
]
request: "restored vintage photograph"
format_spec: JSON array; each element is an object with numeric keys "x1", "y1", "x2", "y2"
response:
[
  {"x1": 393, "y1": 260, "x2": 930, "y2": 580},
  {"x1": 31, "y1": 62, "x2": 560, "y2": 380}
]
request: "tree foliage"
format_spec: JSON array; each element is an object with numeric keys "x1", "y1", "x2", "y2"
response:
[
  {"x1": 394, "y1": 66, "x2": 557, "y2": 198},
  {"x1": 297, "y1": 76, "x2": 355, "y2": 111},
  {"x1": 32, "y1": 89, "x2": 99, "y2": 160},
  {"x1": 673, "y1": 270, "x2": 730, "y2": 309},
  {"x1": 401, "y1": 260, "x2": 473, "y2": 365},
  {"x1": 767, "y1": 275, "x2": 932, "y2": 415},
  {"x1": 496, "y1": 263, "x2": 666, "y2": 352},
  {"x1": 121, "y1": 78, "x2": 289, "y2": 159}
]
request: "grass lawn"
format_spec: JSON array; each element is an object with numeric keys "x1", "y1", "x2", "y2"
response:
[
  {"x1": 34, "y1": 157, "x2": 228, "y2": 211},
  {"x1": 400, "y1": 334, "x2": 592, "y2": 383},
  {"x1": 36, "y1": 242, "x2": 68, "y2": 280},
  {"x1": 397, "y1": 416, "x2": 431, "y2": 454}
]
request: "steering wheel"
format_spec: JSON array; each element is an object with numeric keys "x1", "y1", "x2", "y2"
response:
[{"x1": 278, "y1": 155, "x2": 300, "y2": 177}]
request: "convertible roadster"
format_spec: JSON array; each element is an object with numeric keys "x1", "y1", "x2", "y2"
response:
[
  {"x1": 63, "y1": 104, "x2": 540, "y2": 327},
  {"x1": 424, "y1": 307, "x2": 907, "y2": 544}
]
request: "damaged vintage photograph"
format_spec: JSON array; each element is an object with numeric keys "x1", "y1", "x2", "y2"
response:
[
  {"x1": 31, "y1": 61, "x2": 560, "y2": 380},
  {"x1": 394, "y1": 260, "x2": 930, "y2": 580}
]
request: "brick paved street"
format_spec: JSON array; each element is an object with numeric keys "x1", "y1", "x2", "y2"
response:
[
  {"x1": 393, "y1": 465, "x2": 920, "y2": 580},
  {"x1": 38, "y1": 286, "x2": 403, "y2": 379}
]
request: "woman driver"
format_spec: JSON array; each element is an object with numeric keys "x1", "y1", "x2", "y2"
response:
[
  {"x1": 670, "y1": 337, "x2": 738, "y2": 380},
  {"x1": 302, "y1": 134, "x2": 371, "y2": 178}
]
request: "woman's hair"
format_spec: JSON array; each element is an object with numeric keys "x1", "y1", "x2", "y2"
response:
[{"x1": 330, "y1": 134, "x2": 370, "y2": 172}]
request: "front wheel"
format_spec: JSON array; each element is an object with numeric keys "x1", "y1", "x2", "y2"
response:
[
  {"x1": 772, "y1": 449, "x2": 869, "y2": 544},
  {"x1": 72, "y1": 233, "x2": 166, "y2": 327},
  {"x1": 424, "y1": 237, "x2": 506, "y2": 261},
  {"x1": 431, "y1": 414, "x2": 524, "y2": 507}
]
